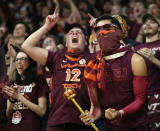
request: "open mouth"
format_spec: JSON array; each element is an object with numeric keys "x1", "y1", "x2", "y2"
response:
[
  {"x1": 72, "y1": 38, "x2": 78, "y2": 43},
  {"x1": 136, "y1": 9, "x2": 139, "y2": 12}
]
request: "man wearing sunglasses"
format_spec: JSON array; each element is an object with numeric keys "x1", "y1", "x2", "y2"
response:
[{"x1": 80, "y1": 14, "x2": 148, "y2": 131}]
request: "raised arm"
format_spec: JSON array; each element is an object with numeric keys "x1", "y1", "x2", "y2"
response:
[
  {"x1": 21, "y1": 7, "x2": 59, "y2": 65},
  {"x1": 64, "y1": 0, "x2": 82, "y2": 24}
]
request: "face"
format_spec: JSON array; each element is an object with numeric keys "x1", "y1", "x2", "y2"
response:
[
  {"x1": 143, "y1": 18, "x2": 159, "y2": 36},
  {"x1": 62, "y1": 8, "x2": 71, "y2": 17},
  {"x1": 103, "y1": 1, "x2": 112, "y2": 13},
  {"x1": 111, "y1": 5, "x2": 122, "y2": 15},
  {"x1": 13, "y1": 24, "x2": 26, "y2": 38},
  {"x1": 42, "y1": 37, "x2": 57, "y2": 52},
  {"x1": 148, "y1": 4, "x2": 160, "y2": 18},
  {"x1": 65, "y1": 28, "x2": 87, "y2": 51},
  {"x1": 134, "y1": 2, "x2": 145, "y2": 17},
  {"x1": 15, "y1": 52, "x2": 30, "y2": 75}
]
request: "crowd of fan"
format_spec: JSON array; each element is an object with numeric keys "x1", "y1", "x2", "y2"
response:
[{"x1": 0, "y1": 0, "x2": 160, "y2": 131}]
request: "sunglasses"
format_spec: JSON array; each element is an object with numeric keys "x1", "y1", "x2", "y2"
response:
[
  {"x1": 15, "y1": 57, "x2": 28, "y2": 62},
  {"x1": 93, "y1": 24, "x2": 119, "y2": 33}
]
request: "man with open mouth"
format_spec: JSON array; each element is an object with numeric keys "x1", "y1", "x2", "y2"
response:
[{"x1": 22, "y1": 6, "x2": 95, "y2": 131}]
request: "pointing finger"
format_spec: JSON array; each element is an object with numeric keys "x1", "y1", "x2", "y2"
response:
[{"x1": 88, "y1": 13, "x2": 94, "y2": 19}]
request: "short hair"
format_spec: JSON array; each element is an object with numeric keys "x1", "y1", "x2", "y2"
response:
[
  {"x1": 65, "y1": 23, "x2": 87, "y2": 35},
  {"x1": 14, "y1": 21, "x2": 31, "y2": 35},
  {"x1": 96, "y1": 14, "x2": 122, "y2": 30}
]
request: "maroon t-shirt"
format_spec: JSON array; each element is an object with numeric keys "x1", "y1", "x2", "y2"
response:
[
  {"x1": 46, "y1": 50, "x2": 93, "y2": 126},
  {"x1": 135, "y1": 40, "x2": 160, "y2": 124},
  {"x1": 98, "y1": 51, "x2": 147, "y2": 130},
  {"x1": 8, "y1": 76, "x2": 49, "y2": 131},
  {"x1": 129, "y1": 21, "x2": 142, "y2": 40},
  {"x1": 135, "y1": 40, "x2": 160, "y2": 95}
]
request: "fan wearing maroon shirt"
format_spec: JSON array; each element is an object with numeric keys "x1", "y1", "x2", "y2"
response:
[
  {"x1": 136, "y1": 13, "x2": 160, "y2": 131},
  {"x1": 80, "y1": 14, "x2": 148, "y2": 131},
  {"x1": 21, "y1": 7, "x2": 94, "y2": 131},
  {"x1": 2, "y1": 51, "x2": 49, "y2": 131}
]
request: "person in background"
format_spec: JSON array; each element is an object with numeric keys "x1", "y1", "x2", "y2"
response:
[
  {"x1": 136, "y1": 13, "x2": 160, "y2": 131},
  {"x1": 2, "y1": 50, "x2": 49, "y2": 131},
  {"x1": 130, "y1": 0, "x2": 146, "y2": 40}
]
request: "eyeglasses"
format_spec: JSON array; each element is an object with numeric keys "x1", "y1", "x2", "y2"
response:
[
  {"x1": 93, "y1": 24, "x2": 119, "y2": 33},
  {"x1": 15, "y1": 57, "x2": 28, "y2": 62}
]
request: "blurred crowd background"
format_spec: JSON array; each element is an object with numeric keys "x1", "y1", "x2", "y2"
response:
[{"x1": 0, "y1": 0, "x2": 160, "y2": 81}]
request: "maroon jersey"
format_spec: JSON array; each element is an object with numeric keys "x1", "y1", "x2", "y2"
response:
[
  {"x1": 46, "y1": 50, "x2": 92, "y2": 126},
  {"x1": 135, "y1": 40, "x2": 160, "y2": 130},
  {"x1": 135, "y1": 40, "x2": 160, "y2": 95},
  {"x1": 98, "y1": 51, "x2": 147, "y2": 130},
  {"x1": 129, "y1": 21, "x2": 142, "y2": 40},
  {"x1": 8, "y1": 76, "x2": 49, "y2": 131}
]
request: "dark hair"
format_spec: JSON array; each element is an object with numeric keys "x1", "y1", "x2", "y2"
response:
[
  {"x1": 14, "y1": 21, "x2": 31, "y2": 35},
  {"x1": 96, "y1": 14, "x2": 122, "y2": 30},
  {"x1": 45, "y1": 34, "x2": 59, "y2": 45},
  {"x1": 65, "y1": 23, "x2": 87, "y2": 35},
  {"x1": 14, "y1": 51, "x2": 38, "y2": 85}
]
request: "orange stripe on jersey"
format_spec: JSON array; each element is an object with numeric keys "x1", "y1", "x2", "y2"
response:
[
  {"x1": 84, "y1": 70, "x2": 97, "y2": 81},
  {"x1": 65, "y1": 54, "x2": 81, "y2": 61},
  {"x1": 87, "y1": 60, "x2": 98, "y2": 70},
  {"x1": 49, "y1": 77, "x2": 53, "y2": 107}
]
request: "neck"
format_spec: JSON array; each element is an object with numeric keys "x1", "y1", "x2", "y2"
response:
[
  {"x1": 136, "y1": 17, "x2": 142, "y2": 24},
  {"x1": 14, "y1": 37, "x2": 25, "y2": 45},
  {"x1": 146, "y1": 33, "x2": 160, "y2": 43}
]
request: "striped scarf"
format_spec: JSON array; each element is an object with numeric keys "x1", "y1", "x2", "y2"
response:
[{"x1": 84, "y1": 46, "x2": 131, "y2": 90}]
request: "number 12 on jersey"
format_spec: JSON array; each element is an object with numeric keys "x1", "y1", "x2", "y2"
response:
[{"x1": 66, "y1": 69, "x2": 81, "y2": 82}]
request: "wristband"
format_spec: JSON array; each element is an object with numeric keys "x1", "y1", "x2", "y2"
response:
[{"x1": 117, "y1": 111, "x2": 123, "y2": 118}]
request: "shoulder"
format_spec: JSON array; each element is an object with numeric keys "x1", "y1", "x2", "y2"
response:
[{"x1": 131, "y1": 53, "x2": 147, "y2": 76}]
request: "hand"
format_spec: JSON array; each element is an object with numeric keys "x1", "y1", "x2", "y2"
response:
[
  {"x1": 88, "y1": 13, "x2": 97, "y2": 28},
  {"x1": 80, "y1": 110, "x2": 94, "y2": 126},
  {"x1": 138, "y1": 48, "x2": 155, "y2": 62},
  {"x1": 105, "y1": 108, "x2": 118, "y2": 120},
  {"x1": 2, "y1": 84, "x2": 23, "y2": 100},
  {"x1": 44, "y1": 6, "x2": 59, "y2": 31},
  {"x1": 8, "y1": 39, "x2": 16, "y2": 58},
  {"x1": 2, "y1": 85, "x2": 18, "y2": 100}
]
